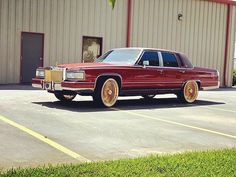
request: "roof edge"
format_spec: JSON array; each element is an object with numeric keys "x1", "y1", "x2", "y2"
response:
[{"x1": 208, "y1": 0, "x2": 236, "y2": 6}]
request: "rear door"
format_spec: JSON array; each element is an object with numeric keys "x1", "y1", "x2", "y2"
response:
[
  {"x1": 160, "y1": 51, "x2": 184, "y2": 88},
  {"x1": 21, "y1": 32, "x2": 44, "y2": 83}
]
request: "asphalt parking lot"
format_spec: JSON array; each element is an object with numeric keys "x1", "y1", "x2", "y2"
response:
[{"x1": 0, "y1": 85, "x2": 236, "y2": 169}]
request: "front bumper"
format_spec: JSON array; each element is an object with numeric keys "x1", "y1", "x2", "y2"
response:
[
  {"x1": 32, "y1": 78, "x2": 94, "y2": 92},
  {"x1": 32, "y1": 78, "x2": 63, "y2": 91}
]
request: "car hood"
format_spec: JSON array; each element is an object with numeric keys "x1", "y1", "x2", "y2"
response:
[{"x1": 58, "y1": 62, "x2": 132, "y2": 69}]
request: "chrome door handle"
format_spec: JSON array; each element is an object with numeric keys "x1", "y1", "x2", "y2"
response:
[
  {"x1": 180, "y1": 70, "x2": 186, "y2": 74},
  {"x1": 40, "y1": 57, "x2": 43, "y2": 61}
]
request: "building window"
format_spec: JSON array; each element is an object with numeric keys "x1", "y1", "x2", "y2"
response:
[{"x1": 82, "y1": 36, "x2": 103, "y2": 63}]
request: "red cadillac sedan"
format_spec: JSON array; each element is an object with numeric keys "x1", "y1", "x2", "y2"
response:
[{"x1": 32, "y1": 48, "x2": 220, "y2": 107}]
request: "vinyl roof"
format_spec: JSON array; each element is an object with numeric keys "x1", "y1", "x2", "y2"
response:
[{"x1": 112, "y1": 48, "x2": 181, "y2": 54}]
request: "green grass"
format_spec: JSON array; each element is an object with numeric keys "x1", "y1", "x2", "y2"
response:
[
  {"x1": 233, "y1": 69, "x2": 236, "y2": 77},
  {"x1": 1, "y1": 149, "x2": 236, "y2": 177}
]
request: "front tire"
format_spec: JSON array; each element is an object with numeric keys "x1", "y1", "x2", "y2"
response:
[
  {"x1": 93, "y1": 78, "x2": 119, "y2": 107},
  {"x1": 54, "y1": 92, "x2": 76, "y2": 102},
  {"x1": 178, "y1": 81, "x2": 199, "y2": 103}
]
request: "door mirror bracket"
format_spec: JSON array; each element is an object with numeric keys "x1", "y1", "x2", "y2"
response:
[{"x1": 143, "y1": 60, "x2": 149, "y2": 68}]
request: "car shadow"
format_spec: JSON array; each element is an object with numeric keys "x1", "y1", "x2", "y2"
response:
[
  {"x1": 32, "y1": 97, "x2": 225, "y2": 113},
  {"x1": 204, "y1": 87, "x2": 236, "y2": 92},
  {"x1": 0, "y1": 84, "x2": 39, "y2": 90}
]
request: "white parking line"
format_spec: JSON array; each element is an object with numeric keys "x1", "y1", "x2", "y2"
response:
[{"x1": 112, "y1": 108, "x2": 236, "y2": 140}]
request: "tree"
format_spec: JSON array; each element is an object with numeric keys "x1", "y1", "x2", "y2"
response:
[{"x1": 109, "y1": 0, "x2": 116, "y2": 9}]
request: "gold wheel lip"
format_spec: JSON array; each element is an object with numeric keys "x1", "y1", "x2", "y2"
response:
[
  {"x1": 101, "y1": 78, "x2": 119, "y2": 107},
  {"x1": 183, "y1": 80, "x2": 199, "y2": 103}
]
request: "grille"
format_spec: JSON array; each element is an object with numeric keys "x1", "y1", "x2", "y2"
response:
[{"x1": 45, "y1": 70, "x2": 63, "y2": 82}]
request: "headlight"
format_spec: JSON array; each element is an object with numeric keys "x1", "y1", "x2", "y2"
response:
[
  {"x1": 66, "y1": 71, "x2": 85, "y2": 80},
  {"x1": 36, "y1": 69, "x2": 45, "y2": 78}
]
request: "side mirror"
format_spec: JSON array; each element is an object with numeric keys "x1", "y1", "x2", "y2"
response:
[{"x1": 143, "y1": 60, "x2": 149, "y2": 67}]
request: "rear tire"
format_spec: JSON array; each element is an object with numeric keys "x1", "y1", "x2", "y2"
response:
[
  {"x1": 54, "y1": 92, "x2": 76, "y2": 102},
  {"x1": 178, "y1": 81, "x2": 199, "y2": 103},
  {"x1": 93, "y1": 78, "x2": 119, "y2": 107}
]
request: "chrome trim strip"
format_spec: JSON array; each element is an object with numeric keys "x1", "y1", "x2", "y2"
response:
[
  {"x1": 135, "y1": 49, "x2": 144, "y2": 64},
  {"x1": 158, "y1": 51, "x2": 164, "y2": 67},
  {"x1": 201, "y1": 81, "x2": 220, "y2": 83},
  {"x1": 62, "y1": 87, "x2": 94, "y2": 91},
  {"x1": 123, "y1": 82, "x2": 182, "y2": 84},
  {"x1": 94, "y1": 73, "x2": 123, "y2": 90},
  {"x1": 63, "y1": 68, "x2": 67, "y2": 80},
  {"x1": 62, "y1": 81, "x2": 94, "y2": 84}
]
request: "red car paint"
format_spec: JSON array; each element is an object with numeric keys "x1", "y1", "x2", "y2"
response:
[
  {"x1": 32, "y1": 48, "x2": 219, "y2": 96},
  {"x1": 61, "y1": 65, "x2": 218, "y2": 90}
]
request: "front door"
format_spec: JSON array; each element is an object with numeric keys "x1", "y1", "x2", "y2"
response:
[
  {"x1": 21, "y1": 32, "x2": 44, "y2": 83},
  {"x1": 124, "y1": 50, "x2": 164, "y2": 89}
]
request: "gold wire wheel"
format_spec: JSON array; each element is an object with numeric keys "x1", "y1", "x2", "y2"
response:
[
  {"x1": 101, "y1": 78, "x2": 119, "y2": 107},
  {"x1": 183, "y1": 81, "x2": 199, "y2": 103}
]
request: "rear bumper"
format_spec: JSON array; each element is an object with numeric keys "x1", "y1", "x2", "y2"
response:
[{"x1": 202, "y1": 81, "x2": 220, "y2": 90}]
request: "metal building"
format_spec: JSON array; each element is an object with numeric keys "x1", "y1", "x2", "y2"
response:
[{"x1": 0, "y1": 0, "x2": 235, "y2": 86}]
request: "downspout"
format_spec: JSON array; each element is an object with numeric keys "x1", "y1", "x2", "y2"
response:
[
  {"x1": 224, "y1": 4, "x2": 232, "y2": 87},
  {"x1": 126, "y1": 0, "x2": 132, "y2": 47}
]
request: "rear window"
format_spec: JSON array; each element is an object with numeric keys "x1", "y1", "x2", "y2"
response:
[
  {"x1": 177, "y1": 53, "x2": 193, "y2": 68},
  {"x1": 162, "y1": 52, "x2": 179, "y2": 67}
]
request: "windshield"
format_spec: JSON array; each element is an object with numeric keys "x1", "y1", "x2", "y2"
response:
[{"x1": 97, "y1": 49, "x2": 142, "y2": 64}]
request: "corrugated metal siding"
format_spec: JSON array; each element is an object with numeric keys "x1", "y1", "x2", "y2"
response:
[
  {"x1": 131, "y1": 0, "x2": 229, "y2": 86},
  {"x1": 0, "y1": 0, "x2": 127, "y2": 84},
  {"x1": 0, "y1": 0, "x2": 236, "y2": 86},
  {"x1": 227, "y1": 5, "x2": 236, "y2": 86}
]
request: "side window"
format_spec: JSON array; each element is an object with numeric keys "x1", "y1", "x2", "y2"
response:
[
  {"x1": 162, "y1": 52, "x2": 179, "y2": 67},
  {"x1": 138, "y1": 51, "x2": 159, "y2": 66}
]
